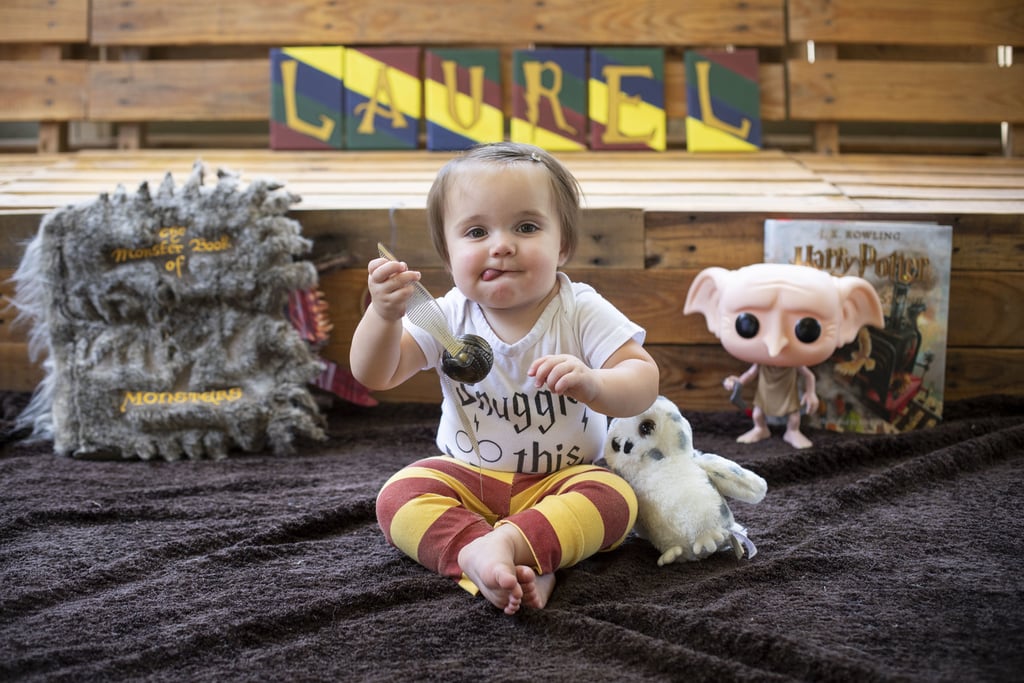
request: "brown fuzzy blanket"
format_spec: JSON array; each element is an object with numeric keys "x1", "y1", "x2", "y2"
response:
[{"x1": 2, "y1": 392, "x2": 1023, "y2": 682}]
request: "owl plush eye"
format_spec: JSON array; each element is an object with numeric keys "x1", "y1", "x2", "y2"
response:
[
  {"x1": 735, "y1": 313, "x2": 759, "y2": 339},
  {"x1": 639, "y1": 419, "x2": 656, "y2": 437}
]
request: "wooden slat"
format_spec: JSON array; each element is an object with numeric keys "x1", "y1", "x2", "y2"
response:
[
  {"x1": 317, "y1": 266, "x2": 1024, "y2": 353},
  {"x1": 88, "y1": 60, "x2": 270, "y2": 121},
  {"x1": 788, "y1": 0, "x2": 1024, "y2": 46},
  {"x1": 80, "y1": 57, "x2": 788, "y2": 124},
  {"x1": 91, "y1": 0, "x2": 786, "y2": 47},
  {"x1": 645, "y1": 213, "x2": 1024, "y2": 272},
  {"x1": 332, "y1": 345, "x2": 1024, "y2": 408},
  {"x1": 0, "y1": 0, "x2": 90, "y2": 44},
  {"x1": 1, "y1": 61, "x2": 88, "y2": 121},
  {"x1": 788, "y1": 61, "x2": 1024, "y2": 124}
]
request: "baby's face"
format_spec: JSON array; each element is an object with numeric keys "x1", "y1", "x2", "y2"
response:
[
  {"x1": 442, "y1": 161, "x2": 566, "y2": 314},
  {"x1": 717, "y1": 274, "x2": 842, "y2": 367}
]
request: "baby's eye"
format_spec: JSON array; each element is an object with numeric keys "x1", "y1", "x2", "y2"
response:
[
  {"x1": 794, "y1": 317, "x2": 822, "y2": 343},
  {"x1": 465, "y1": 227, "x2": 487, "y2": 239},
  {"x1": 735, "y1": 313, "x2": 759, "y2": 339},
  {"x1": 517, "y1": 222, "x2": 540, "y2": 234}
]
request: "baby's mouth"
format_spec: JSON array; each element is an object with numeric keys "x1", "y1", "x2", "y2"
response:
[{"x1": 481, "y1": 269, "x2": 505, "y2": 282}]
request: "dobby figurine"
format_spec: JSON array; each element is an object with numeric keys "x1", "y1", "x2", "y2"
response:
[{"x1": 684, "y1": 264, "x2": 883, "y2": 449}]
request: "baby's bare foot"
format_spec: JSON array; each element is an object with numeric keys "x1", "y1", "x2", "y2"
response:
[
  {"x1": 516, "y1": 565, "x2": 556, "y2": 609},
  {"x1": 458, "y1": 530, "x2": 524, "y2": 615}
]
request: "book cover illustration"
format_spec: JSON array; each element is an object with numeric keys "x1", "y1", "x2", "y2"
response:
[{"x1": 764, "y1": 219, "x2": 952, "y2": 433}]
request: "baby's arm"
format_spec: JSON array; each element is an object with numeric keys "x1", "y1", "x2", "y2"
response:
[
  {"x1": 528, "y1": 340, "x2": 659, "y2": 417},
  {"x1": 349, "y1": 257, "x2": 428, "y2": 391}
]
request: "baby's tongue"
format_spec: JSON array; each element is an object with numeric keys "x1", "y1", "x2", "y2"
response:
[{"x1": 482, "y1": 269, "x2": 502, "y2": 281}]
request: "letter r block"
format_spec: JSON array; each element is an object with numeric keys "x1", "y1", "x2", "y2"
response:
[{"x1": 510, "y1": 48, "x2": 588, "y2": 151}]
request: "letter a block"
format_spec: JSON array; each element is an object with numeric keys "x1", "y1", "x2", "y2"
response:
[
  {"x1": 684, "y1": 49, "x2": 761, "y2": 152},
  {"x1": 588, "y1": 48, "x2": 666, "y2": 151},
  {"x1": 270, "y1": 47, "x2": 345, "y2": 150},
  {"x1": 510, "y1": 48, "x2": 587, "y2": 151},
  {"x1": 425, "y1": 48, "x2": 504, "y2": 151},
  {"x1": 344, "y1": 47, "x2": 422, "y2": 150}
]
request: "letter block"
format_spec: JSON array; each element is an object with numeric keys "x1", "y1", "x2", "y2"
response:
[
  {"x1": 344, "y1": 47, "x2": 422, "y2": 150},
  {"x1": 425, "y1": 48, "x2": 504, "y2": 151},
  {"x1": 270, "y1": 47, "x2": 345, "y2": 150},
  {"x1": 588, "y1": 47, "x2": 666, "y2": 151},
  {"x1": 684, "y1": 49, "x2": 761, "y2": 152},
  {"x1": 510, "y1": 48, "x2": 588, "y2": 151}
]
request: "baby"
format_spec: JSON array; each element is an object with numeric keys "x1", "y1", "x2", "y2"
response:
[{"x1": 350, "y1": 142, "x2": 659, "y2": 614}]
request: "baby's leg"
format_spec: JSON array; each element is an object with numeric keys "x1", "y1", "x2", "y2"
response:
[
  {"x1": 376, "y1": 457, "x2": 498, "y2": 582},
  {"x1": 457, "y1": 524, "x2": 531, "y2": 614},
  {"x1": 498, "y1": 465, "x2": 637, "y2": 607}
]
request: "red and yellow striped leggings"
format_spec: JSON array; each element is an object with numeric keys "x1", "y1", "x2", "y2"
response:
[{"x1": 376, "y1": 456, "x2": 638, "y2": 594}]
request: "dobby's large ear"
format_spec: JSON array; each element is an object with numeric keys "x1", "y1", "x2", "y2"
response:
[
  {"x1": 835, "y1": 276, "x2": 885, "y2": 346},
  {"x1": 684, "y1": 267, "x2": 730, "y2": 337}
]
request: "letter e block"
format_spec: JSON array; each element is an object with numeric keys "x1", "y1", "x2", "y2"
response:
[{"x1": 588, "y1": 48, "x2": 665, "y2": 151}]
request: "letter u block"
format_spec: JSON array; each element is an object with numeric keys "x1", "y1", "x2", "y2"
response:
[
  {"x1": 510, "y1": 48, "x2": 588, "y2": 151},
  {"x1": 344, "y1": 47, "x2": 422, "y2": 150},
  {"x1": 588, "y1": 47, "x2": 666, "y2": 151},
  {"x1": 425, "y1": 48, "x2": 504, "y2": 151},
  {"x1": 270, "y1": 47, "x2": 345, "y2": 150}
]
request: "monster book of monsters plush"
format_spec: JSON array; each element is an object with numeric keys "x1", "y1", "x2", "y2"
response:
[{"x1": 11, "y1": 162, "x2": 331, "y2": 460}]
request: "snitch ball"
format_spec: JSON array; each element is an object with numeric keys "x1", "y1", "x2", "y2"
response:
[{"x1": 442, "y1": 334, "x2": 493, "y2": 383}]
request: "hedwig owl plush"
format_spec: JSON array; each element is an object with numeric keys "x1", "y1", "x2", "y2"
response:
[{"x1": 605, "y1": 396, "x2": 768, "y2": 565}]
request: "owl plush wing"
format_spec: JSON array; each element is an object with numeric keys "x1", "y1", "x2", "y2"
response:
[{"x1": 692, "y1": 450, "x2": 767, "y2": 504}]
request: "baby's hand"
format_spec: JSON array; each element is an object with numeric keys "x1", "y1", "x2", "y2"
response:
[
  {"x1": 528, "y1": 355, "x2": 597, "y2": 403},
  {"x1": 366, "y1": 257, "x2": 421, "y2": 322}
]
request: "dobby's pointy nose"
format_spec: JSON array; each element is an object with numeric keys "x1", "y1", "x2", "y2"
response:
[{"x1": 764, "y1": 329, "x2": 789, "y2": 357}]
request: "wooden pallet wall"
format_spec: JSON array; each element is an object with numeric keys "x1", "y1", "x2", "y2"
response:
[{"x1": 1, "y1": 0, "x2": 1021, "y2": 154}]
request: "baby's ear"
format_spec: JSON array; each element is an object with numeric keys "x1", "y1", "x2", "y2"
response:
[
  {"x1": 835, "y1": 276, "x2": 884, "y2": 346},
  {"x1": 684, "y1": 267, "x2": 730, "y2": 336}
]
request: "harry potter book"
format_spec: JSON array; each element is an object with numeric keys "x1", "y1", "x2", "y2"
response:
[{"x1": 764, "y1": 219, "x2": 953, "y2": 433}]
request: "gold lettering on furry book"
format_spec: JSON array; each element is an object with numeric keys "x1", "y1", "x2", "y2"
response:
[
  {"x1": 110, "y1": 226, "x2": 233, "y2": 278},
  {"x1": 120, "y1": 388, "x2": 244, "y2": 413}
]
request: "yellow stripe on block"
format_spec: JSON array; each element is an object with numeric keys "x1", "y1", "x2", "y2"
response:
[
  {"x1": 588, "y1": 78, "x2": 666, "y2": 150},
  {"x1": 281, "y1": 46, "x2": 345, "y2": 81},
  {"x1": 345, "y1": 50, "x2": 422, "y2": 118},
  {"x1": 685, "y1": 116, "x2": 760, "y2": 152},
  {"x1": 509, "y1": 118, "x2": 587, "y2": 151},
  {"x1": 424, "y1": 79, "x2": 504, "y2": 142}
]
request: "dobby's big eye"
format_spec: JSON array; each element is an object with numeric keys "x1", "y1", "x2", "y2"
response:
[
  {"x1": 639, "y1": 419, "x2": 656, "y2": 437},
  {"x1": 735, "y1": 313, "x2": 759, "y2": 339},
  {"x1": 795, "y1": 317, "x2": 822, "y2": 343}
]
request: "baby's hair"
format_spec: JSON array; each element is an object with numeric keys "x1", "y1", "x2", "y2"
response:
[{"x1": 426, "y1": 142, "x2": 582, "y2": 266}]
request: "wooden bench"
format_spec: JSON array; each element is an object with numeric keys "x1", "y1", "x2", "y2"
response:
[
  {"x1": 1, "y1": 0, "x2": 1022, "y2": 413},
  {"x1": 2, "y1": 150, "x2": 1021, "y2": 412}
]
